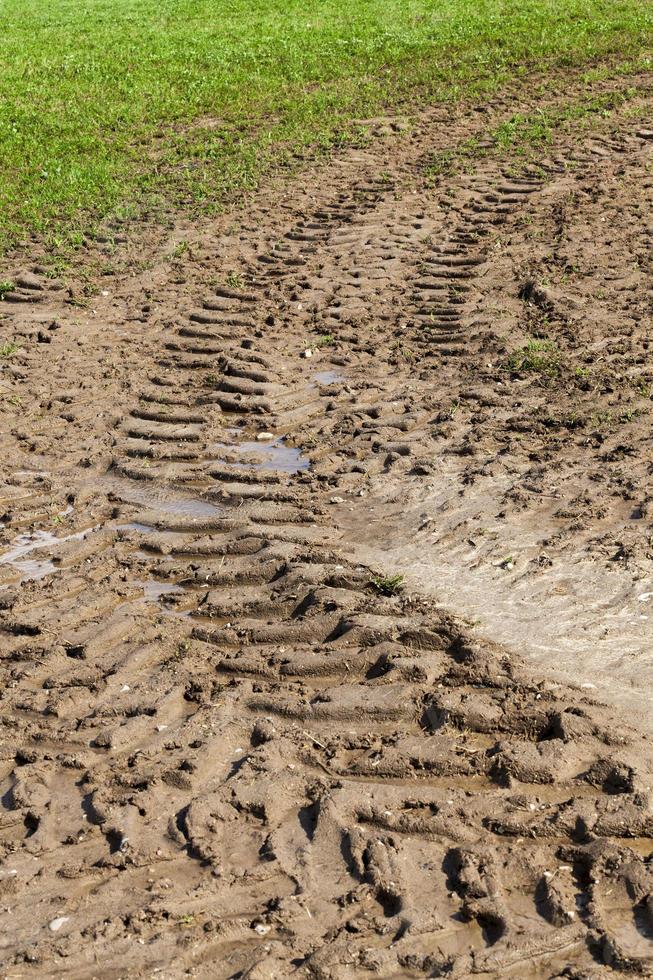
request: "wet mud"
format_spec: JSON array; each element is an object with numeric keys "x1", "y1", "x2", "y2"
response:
[{"x1": 0, "y1": 68, "x2": 652, "y2": 977}]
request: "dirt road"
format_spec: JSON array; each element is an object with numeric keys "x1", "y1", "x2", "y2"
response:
[{"x1": 0, "y1": 70, "x2": 652, "y2": 977}]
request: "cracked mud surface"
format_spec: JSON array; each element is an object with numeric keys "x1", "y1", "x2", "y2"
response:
[{"x1": 0, "y1": 69, "x2": 652, "y2": 978}]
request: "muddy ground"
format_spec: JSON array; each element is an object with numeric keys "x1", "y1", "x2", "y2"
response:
[{"x1": 0, "y1": 68, "x2": 652, "y2": 978}]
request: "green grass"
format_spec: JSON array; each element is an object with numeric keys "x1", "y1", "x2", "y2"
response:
[
  {"x1": 370, "y1": 574, "x2": 405, "y2": 597},
  {"x1": 426, "y1": 83, "x2": 643, "y2": 177},
  {"x1": 508, "y1": 339, "x2": 561, "y2": 377},
  {"x1": 0, "y1": 0, "x2": 651, "y2": 254}
]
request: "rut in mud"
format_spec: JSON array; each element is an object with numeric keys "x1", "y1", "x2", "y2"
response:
[{"x1": 0, "y1": 70, "x2": 652, "y2": 978}]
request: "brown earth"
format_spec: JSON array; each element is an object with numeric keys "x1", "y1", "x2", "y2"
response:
[{"x1": 0, "y1": 67, "x2": 652, "y2": 978}]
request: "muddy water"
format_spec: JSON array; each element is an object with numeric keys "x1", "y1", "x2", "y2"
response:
[
  {"x1": 0, "y1": 523, "x2": 99, "y2": 582},
  {"x1": 211, "y1": 436, "x2": 311, "y2": 473}
]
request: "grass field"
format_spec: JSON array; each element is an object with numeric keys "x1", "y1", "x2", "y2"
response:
[{"x1": 0, "y1": 0, "x2": 651, "y2": 253}]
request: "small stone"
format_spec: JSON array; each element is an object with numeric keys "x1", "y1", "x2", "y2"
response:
[
  {"x1": 253, "y1": 923, "x2": 270, "y2": 936},
  {"x1": 256, "y1": 432, "x2": 274, "y2": 441},
  {"x1": 48, "y1": 917, "x2": 70, "y2": 933},
  {"x1": 302, "y1": 349, "x2": 313, "y2": 358},
  {"x1": 330, "y1": 496, "x2": 345, "y2": 504},
  {"x1": 92, "y1": 730, "x2": 112, "y2": 749}
]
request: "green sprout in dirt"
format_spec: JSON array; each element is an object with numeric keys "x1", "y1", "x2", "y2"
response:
[
  {"x1": 0, "y1": 280, "x2": 14, "y2": 299},
  {"x1": 507, "y1": 338, "x2": 560, "y2": 377},
  {"x1": 171, "y1": 240, "x2": 189, "y2": 259},
  {"x1": 370, "y1": 574, "x2": 404, "y2": 597},
  {"x1": 0, "y1": 342, "x2": 19, "y2": 357},
  {"x1": 314, "y1": 334, "x2": 335, "y2": 348},
  {"x1": 391, "y1": 340, "x2": 415, "y2": 361},
  {"x1": 226, "y1": 271, "x2": 244, "y2": 289}
]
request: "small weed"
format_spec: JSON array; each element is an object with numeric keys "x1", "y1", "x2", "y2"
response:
[
  {"x1": 619, "y1": 408, "x2": 639, "y2": 424},
  {"x1": 391, "y1": 341, "x2": 415, "y2": 361},
  {"x1": 370, "y1": 574, "x2": 404, "y2": 597},
  {"x1": 591, "y1": 410, "x2": 622, "y2": 432},
  {"x1": 314, "y1": 334, "x2": 334, "y2": 348},
  {"x1": 508, "y1": 338, "x2": 560, "y2": 377},
  {"x1": 171, "y1": 240, "x2": 189, "y2": 259},
  {"x1": 226, "y1": 272, "x2": 244, "y2": 289},
  {"x1": 0, "y1": 279, "x2": 14, "y2": 299},
  {"x1": 67, "y1": 295, "x2": 91, "y2": 308},
  {"x1": 0, "y1": 342, "x2": 19, "y2": 357}
]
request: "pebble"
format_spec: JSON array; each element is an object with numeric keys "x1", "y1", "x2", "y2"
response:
[
  {"x1": 256, "y1": 432, "x2": 274, "y2": 441},
  {"x1": 302, "y1": 349, "x2": 313, "y2": 358},
  {"x1": 48, "y1": 917, "x2": 70, "y2": 932},
  {"x1": 330, "y1": 496, "x2": 345, "y2": 504},
  {"x1": 253, "y1": 923, "x2": 270, "y2": 936}
]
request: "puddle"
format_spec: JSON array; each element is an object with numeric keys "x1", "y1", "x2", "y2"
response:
[
  {"x1": 314, "y1": 370, "x2": 345, "y2": 385},
  {"x1": 0, "y1": 525, "x2": 96, "y2": 583},
  {"x1": 101, "y1": 476, "x2": 224, "y2": 519},
  {"x1": 134, "y1": 580, "x2": 185, "y2": 603},
  {"x1": 116, "y1": 522, "x2": 156, "y2": 535},
  {"x1": 212, "y1": 437, "x2": 310, "y2": 474}
]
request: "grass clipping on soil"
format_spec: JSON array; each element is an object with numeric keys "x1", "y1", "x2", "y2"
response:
[{"x1": 0, "y1": 0, "x2": 652, "y2": 252}]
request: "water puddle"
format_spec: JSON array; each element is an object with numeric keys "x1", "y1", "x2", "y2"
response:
[
  {"x1": 101, "y1": 476, "x2": 224, "y2": 519},
  {"x1": 313, "y1": 370, "x2": 345, "y2": 385},
  {"x1": 212, "y1": 437, "x2": 310, "y2": 474},
  {"x1": 115, "y1": 521, "x2": 156, "y2": 535},
  {"x1": 134, "y1": 580, "x2": 185, "y2": 603},
  {"x1": 0, "y1": 524, "x2": 96, "y2": 583}
]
